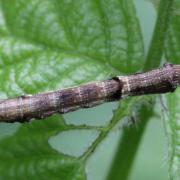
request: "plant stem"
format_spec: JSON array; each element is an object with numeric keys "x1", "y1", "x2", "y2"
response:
[{"x1": 144, "y1": 0, "x2": 174, "y2": 70}]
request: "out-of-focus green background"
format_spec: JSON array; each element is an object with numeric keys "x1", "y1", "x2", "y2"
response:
[{"x1": 0, "y1": 0, "x2": 169, "y2": 179}]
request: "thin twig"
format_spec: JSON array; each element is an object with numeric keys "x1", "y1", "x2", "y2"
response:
[{"x1": 0, "y1": 63, "x2": 179, "y2": 123}]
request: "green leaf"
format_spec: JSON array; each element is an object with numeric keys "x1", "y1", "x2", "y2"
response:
[
  {"x1": 0, "y1": 0, "x2": 145, "y2": 179},
  {"x1": 0, "y1": 37, "x2": 114, "y2": 96},
  {"x1": 165, "y1": 90, "x2": 180, "y2": 179},
  {"x1": 0, "y1": 0, "x2": 144, "y2": 74},
  {"x1": 0, "y1": 116, "x2": 86, "y2": 179},
  {"x1": 165, "y1": 0, "x2": 180, "y2": 64}
]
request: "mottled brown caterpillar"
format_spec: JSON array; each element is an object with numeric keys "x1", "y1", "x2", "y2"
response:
[{"x1": 0, "y1": 63, "x2": 179, "y2": 123}]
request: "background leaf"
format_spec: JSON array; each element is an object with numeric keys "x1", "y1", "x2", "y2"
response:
[{"x1": 165, "y1": 90, "x2": 180, "y2": 179}]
